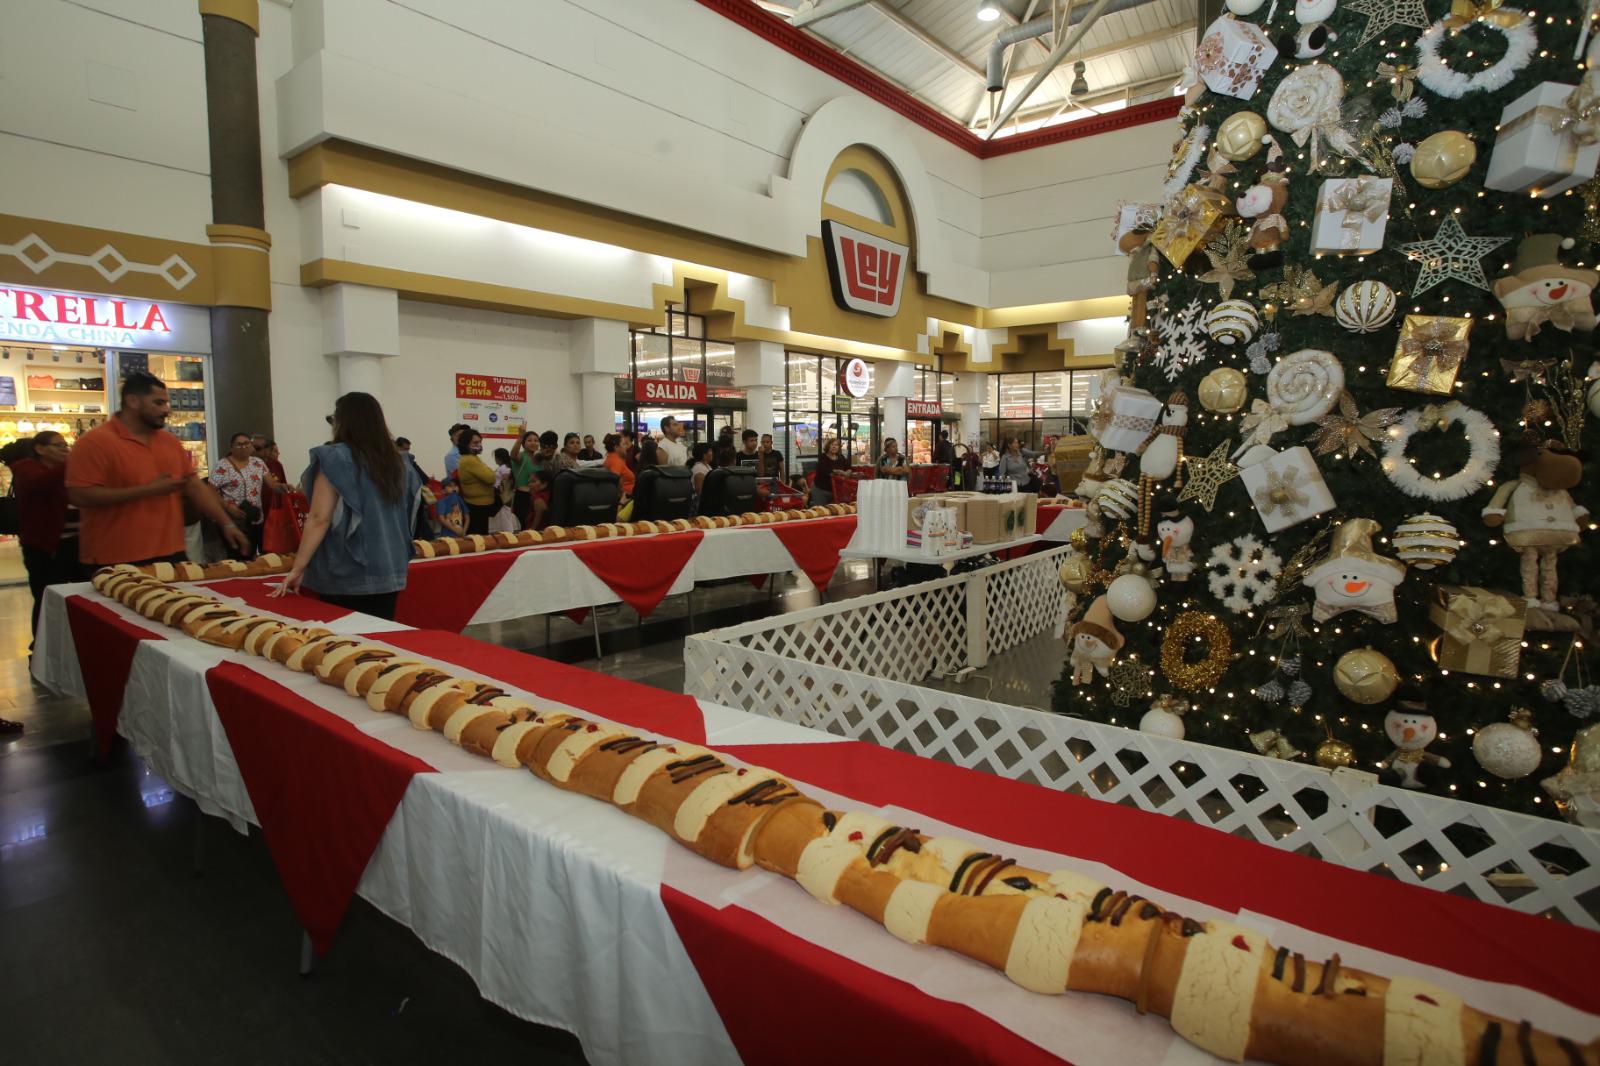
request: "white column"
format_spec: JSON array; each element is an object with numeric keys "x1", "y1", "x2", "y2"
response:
[
  {"x1": 874, "y1": 361, "x2": 916, "y2": 452},
  {"x1": 734, "y1": 340, "x2": 784, "y2": 438},
  {"x1": 322, "y1": 283, "x2": 399, "y2": 402},
  {"x1": 953, "y1": 372, "x2": 988, "y2": 449},
  {"x1": 569, "y1": 318, "x2": 629, "y2": 438}
]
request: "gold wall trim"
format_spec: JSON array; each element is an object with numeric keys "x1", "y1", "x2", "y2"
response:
[
  {"x1": 303, "y1": 258, "x2": 927, "y2": 363},
  {"x1": 211, "y1": 245, "x2": 271, "y2": 311},
  {"x1": 285, "y1": 140, "x2": 1111, "y2": 340},
  {"x1": 198, "y1": 0, "x2": 258, "y2": 34},
  {"x1": 0, "y1": 214, "x2": 216, "y2": 306},
  {"x1": 206, "y1": 224, "x2": 271, "y2": 252}
]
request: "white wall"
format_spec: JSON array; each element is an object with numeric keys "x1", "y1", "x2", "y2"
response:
[
  {"x1": 387, "y1": 300, "x2": 578, "y2": 467},
  {"x1": 981, "y1": 122, "x2": 1173, "y2": 307},
  {"x1": 0, "y1": 0, "x2": 211, "y2": 244}
]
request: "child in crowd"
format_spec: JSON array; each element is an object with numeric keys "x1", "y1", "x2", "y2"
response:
[
  {"x1": 493, "y1": 447, "x2": 515, "y2": 504},
  {"x1": 432, "y1": 483, "x2": 468, "y2": 536},
  {"x1": 526, "y1": 466, "x2": 552, "y2": 531}
]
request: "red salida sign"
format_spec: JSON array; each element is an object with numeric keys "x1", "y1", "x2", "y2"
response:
[
  {"x1": 454, "y1": 373, "x2": 527, "y2": 402},
  {"x1": 822, "y1": 220, "x2": 908, "y2": 317},
  {"x1": 635, "y1": 379, "x2": 707, "y2": 405}
]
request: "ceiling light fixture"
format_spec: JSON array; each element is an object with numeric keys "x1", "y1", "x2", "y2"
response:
[
  {"x1": 1070, "y1": 60, "x2": 1089, "y2": 96},
  {"x1": 977, "y1": 1, "x2": 1002, "y2": 22}
]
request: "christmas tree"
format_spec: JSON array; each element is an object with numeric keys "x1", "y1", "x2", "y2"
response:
[{"x1": 1053, "y1": 0, "x2": 1600, "y2": 820}]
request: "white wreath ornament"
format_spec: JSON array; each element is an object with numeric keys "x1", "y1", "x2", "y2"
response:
[
  {"x1": 1415, "y1": 12, "x2": 1537, "y2": 99},
  {"x1": 1380, "y1": 402, "x2": 1501, "y2": 501}
]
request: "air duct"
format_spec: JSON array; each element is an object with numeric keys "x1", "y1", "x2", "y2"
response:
[{"x1": 986, "y1": 16, "x2": 1052, "y2": 92}]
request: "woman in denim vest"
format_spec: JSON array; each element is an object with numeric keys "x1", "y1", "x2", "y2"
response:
[{"x1": 272, "y1": 392, "x2": 422, "y2": 620}]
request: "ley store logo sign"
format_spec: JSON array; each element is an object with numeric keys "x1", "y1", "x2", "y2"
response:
[{"x1": 822, "y1": 220, "x2": 907, "y2": 317}]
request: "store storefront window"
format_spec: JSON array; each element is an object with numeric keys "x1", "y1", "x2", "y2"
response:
[
  {"x1": 905, "y1": 366, "x2": 955, "y2": 464},
  {"x1": 977, "y1": 369, "x2": 1099, "y2": 450},
  {"x1": 777, "y1": 351, "x2": 877, "y2": 479},
  {"x1": 617, "y1": 310, "x2": 747, "y2": 443}
]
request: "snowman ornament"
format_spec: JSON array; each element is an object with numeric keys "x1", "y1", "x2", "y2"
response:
[
  {"x1": 1067, "y1": 595, "x2": 1124, "y2": 684},
  {"x1": 1492, "y1": 234, "x2": 1600, "y2": 341},
  {"x1": 1303, "y1": 518, "x2": 1407, "y2": 623},
  {"x1": 1380, "y1": 696, "x2": 1452, "y2": 789},
  {"x1": 1154, "y1": 498, "x2": 1197, "y2": 581}
]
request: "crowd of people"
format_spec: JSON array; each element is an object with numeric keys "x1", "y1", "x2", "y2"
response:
[{"x1": 0, "y1": 372, "x2": 1049, "y2": 735}]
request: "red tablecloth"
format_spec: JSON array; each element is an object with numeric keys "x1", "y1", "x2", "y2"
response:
[
  {"x1": 395, "y1": 549, "x2": 524, "y2": 630},
  {"x1": 65, "y1": 595, "x2": 166, "y2": 758},
  {"x1": 207, "y1": 662, "x2": 436, "y2": 954},
  {"x1": 59, "y1": 591, "x2": 1600, "y2": 1061},
  {"x1": 760, "y1": 516, "x2": 857, "y2": 592},
  {"x1": 564, "y1": 531, "x2": 703, "y2": 618}
]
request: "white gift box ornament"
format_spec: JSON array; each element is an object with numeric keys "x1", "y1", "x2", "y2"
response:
[
  {"x1": 1111, "y1": 201, "x2": 1162, "y2": 251},
  {"x1": 1312, "y1": 177, "x2": 1392, "y2": 254},
  {"x1": 1094, "y1": 385, "x2": 1165, "y2": 454},
  {"x1": 1485, "y1": 79, "x2": 1600, "y2": 197},
  {"x1": 1195, "y1": 15, "x2": 1279, "y2": 101},
  {"x1": 1237, "y1": 444, "x2": 1335, "y2": 532}
]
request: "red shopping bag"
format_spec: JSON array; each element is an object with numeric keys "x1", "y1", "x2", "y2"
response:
[{"x1": 261, "y1": 490, "x2": 308, "y2": 553}]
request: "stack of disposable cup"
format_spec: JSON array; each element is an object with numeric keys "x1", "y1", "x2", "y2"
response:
[{"x1": 857, "y1": 478, "x2": 910, "y2": 554}]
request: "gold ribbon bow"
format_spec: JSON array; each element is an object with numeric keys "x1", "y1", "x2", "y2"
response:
[
  {"x1": 1326, "y1": 178, "x2": 1390, "y2": 249},
  {"x1": 1443, "y1": 0, "x2": 1529, "y2": 29},
  {"x1": 1376, "y1": 62, "x2": 1418, "y2": 102},
  {"x1": 1162, "y1": 184, "x2": 1225, "y2": 244},
  {"x1": 1498, "y1": 80, "x2": 1600, "y2": 181},
  {"x1": 1253, "y1": 464, "x2": 1310, "y2": 517},
  {"x1": 1397, "y1": 319, "x2": 1469, "y2": 379},
  {"x1": 1441, "y1": 590, "x2": 1521, "y2": 649}
]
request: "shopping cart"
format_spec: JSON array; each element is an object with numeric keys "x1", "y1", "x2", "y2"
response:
[
  {"x1": 907, "y1": 464, "x2": 952, "y2": 496},
  {"x1": 831, "y1": 473, "x2": 867, "y2": 505},
  {"x1": 763, "y1": 478, "x2": 806, "y2": 511}
]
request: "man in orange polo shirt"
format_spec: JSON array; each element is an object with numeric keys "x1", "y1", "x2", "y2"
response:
[{"x1": 67, "y1": 371, "x2": 249, "y2": 572}]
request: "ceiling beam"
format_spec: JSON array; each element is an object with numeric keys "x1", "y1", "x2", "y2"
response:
[
  {"x1": 791, "y1": 0, "x2": 874, "y2": 28},
  {"x1": 869, "y1": 1, "x2": 987, "y2": 79},
  {"x1": 1008, "y1": 21, "x2": 1196, "y2": 79},
  {"x1": 971, "y1": 70, "x2": 1182, "y2": 129}
]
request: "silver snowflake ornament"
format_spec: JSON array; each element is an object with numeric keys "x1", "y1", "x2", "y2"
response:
[
  {"x1": 1401, "y1": 216, "x2": 1510, "y2": 295},
  {"x1": 1346, "y1": 0, "x2": 1430, "y2": 50}
]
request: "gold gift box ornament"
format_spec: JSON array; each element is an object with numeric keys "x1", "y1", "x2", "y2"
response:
[
  {"x1": 1428, "y1": 585, "x2": 1525, "y2": 678},
  {"x1": 1388, "y1": 315, "x2": 1473, "y2": 395},
  {"x1": 1150, "y1": 184, "x2": 1226, "y2": 269}
]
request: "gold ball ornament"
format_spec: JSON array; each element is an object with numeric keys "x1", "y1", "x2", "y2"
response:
[
  {"x1": 1410, "y1": 131, "x2": 1477, "y2": 189},
  {"x1": 1069, "y1": 526, "x2": 1089, "y2": 551},
  {"x1": 1315, "y1": 738, "x2": 1357, "y2": 770},
  {"x1": 1058, "y1": 552, "x2": 1093, "y2": 594},
  {"x1": 1333, "y1": 648, "x2": 1400, "y2": 705},
  {"x1": 1472, "y1": 708, "x2": 1542, "y2": 780},
  {"x1": 1198, "y1": 367, "x2": 1249, "y2": 413},
  {"x1": 1215, "y1": 112, "x2": 1268, "y2": 161}
]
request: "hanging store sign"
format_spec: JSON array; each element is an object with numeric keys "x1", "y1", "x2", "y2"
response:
[
  {"x1": 0, "y1": 285, "x2": 211, "y2": 352},
  {"x1": 906, "y1": 399, "x2": 943, "y2": 418},
  {"x1": 635, "y1": 378, "x2": 706, "y2": 405},
  {"x1": 455, "y1": 372, "x2": 526, "y2": 439},
  {"x1": 822, "y1": 220, "x2": 907, "y2": 317},
  {"x1": 838, "y1": 356, "x2": 871, "y2": 398},
  {"x1": 831, "y1": 393, "x2": 855, "y2": 415}
]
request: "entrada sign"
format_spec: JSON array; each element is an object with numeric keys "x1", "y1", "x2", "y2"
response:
[
  {"x1": 906, "y1": 399, "x2": 943, "y2": 418},
  {"x1": 635, "y1": 379, "x2": 707, "y2": 405},
  {"x1": 821, "y1": 220, "x2": 907, "y2": 317},
  {"x1": 0, "y1": 285, "x2": 210, "y2": 353}
]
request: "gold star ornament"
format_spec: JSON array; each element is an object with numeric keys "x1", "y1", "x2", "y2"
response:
[{"x1": 1178, "y1": 440, "x2": 1242, "y2": 512}]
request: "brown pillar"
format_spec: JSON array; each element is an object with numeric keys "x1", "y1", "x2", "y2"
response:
[{"x1": 199, "y1": 0, "x2": 273, "y2": 441}]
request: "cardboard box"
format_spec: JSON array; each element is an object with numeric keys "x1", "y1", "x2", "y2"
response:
[{"x1": 1051, "y1": 436, "x2": 1096, "y2": 494}]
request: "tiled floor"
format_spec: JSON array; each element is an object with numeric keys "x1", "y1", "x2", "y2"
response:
[{"x1": 0, "y1": 560, "x2": 896, "y2": 1064}]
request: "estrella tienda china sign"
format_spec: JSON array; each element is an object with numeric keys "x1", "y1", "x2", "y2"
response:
[{"x1": 822, "y1": 220, "x2": 907, "y2": 317}]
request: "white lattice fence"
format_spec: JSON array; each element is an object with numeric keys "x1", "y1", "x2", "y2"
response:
[
  {"x1": 686, "y1": 569, "x2": 1600, "y2": 928},
  {"x1": 709, "y1": 548, "x2": 1070, "y2": 683}
]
